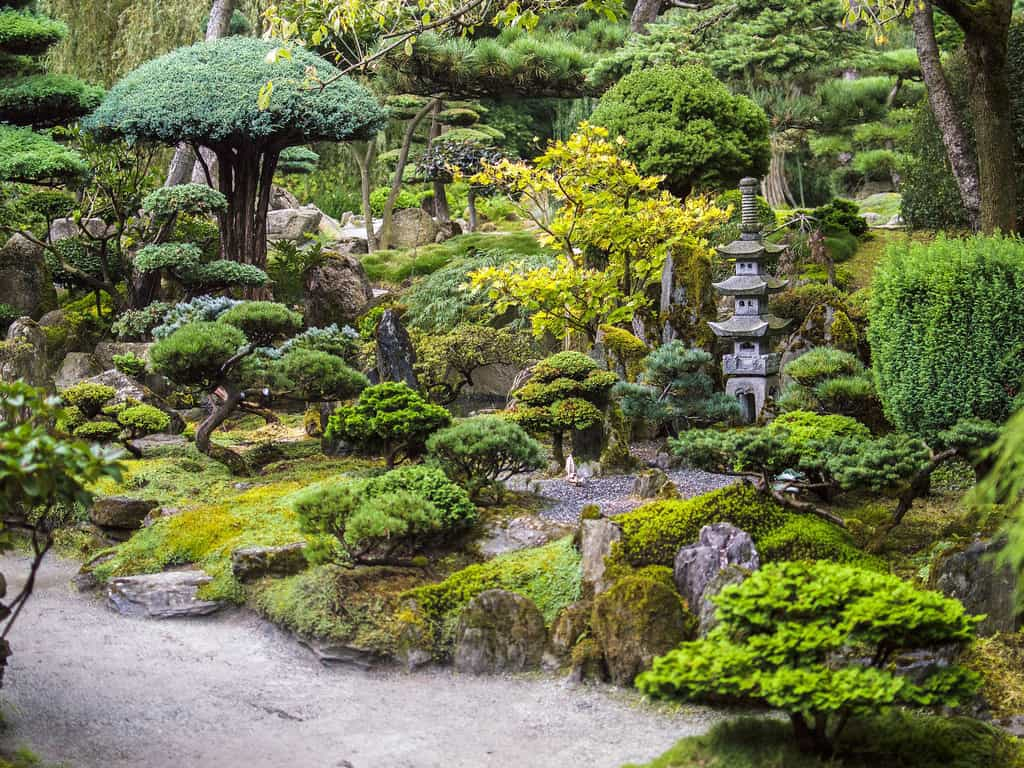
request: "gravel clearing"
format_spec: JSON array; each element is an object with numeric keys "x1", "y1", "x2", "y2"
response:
[
  {"x1": 0, "y1": 554, "x2": 722, "y2": 768},
  {"x1": 533, "y1": 469, "x2": 737, "y2": 523}
]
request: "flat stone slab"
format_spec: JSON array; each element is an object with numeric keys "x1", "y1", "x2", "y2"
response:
[{"x1": 107, "y1": 571, "x2": 224, "y2": 619}]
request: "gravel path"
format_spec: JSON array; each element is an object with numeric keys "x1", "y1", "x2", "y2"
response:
[
  {"x1": 0, "y1": 555, "x2": 720, "y2": 768},
  {"x1": 533, "y1": 469, "x2": 736, "y2": 523}
]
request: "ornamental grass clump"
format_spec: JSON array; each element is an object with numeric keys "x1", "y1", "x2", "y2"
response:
[{"x1": 637, "y1": 560, "x2": 982, "y2": 757}]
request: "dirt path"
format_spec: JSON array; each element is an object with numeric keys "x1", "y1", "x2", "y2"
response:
[{"x1": 0, "y1": 555, "x2": 719, "y2": 768}]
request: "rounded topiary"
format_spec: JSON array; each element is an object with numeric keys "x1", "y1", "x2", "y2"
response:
[
  {"x1": 273, "y1": 348, "x2": 368, "y2": 403},
  {"x1": 590, "y1": 65, "x2": 770, "y2": 197},
  {"x1": 62, "y1": 382, "x2": 116, "y2": 418},
  {"x1": 117, "y1": 404, "x2": 171, "y2": 438},
  {"x1": 141, "y1": 184, "x2": 228, "y2": 219},
  {"x1": 217, "y1": 301, "x2": 302, "y2": 346},
  {"x1": 133, "y1": 243, "x2": 204, "y2": 275},
  {"x1": 149, "y1": 320, "x2": 247, "y2": 386},
  {"x1": 784, "y1": 348, "x2": 864, "y2": 388},
  {"x1": 72, "y1": 420, "x2": 121, "y2": 441}
]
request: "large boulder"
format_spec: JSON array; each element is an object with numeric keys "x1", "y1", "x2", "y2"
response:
[
  {"x1": 270, "y1": 185, "x2": 301, "y2": 211},
  {"x1": 695, "y1": 564, "x2": 750, "y2": 637},
  {"x1": 932, "y1": 538, "x2": 1021, "y2": 636},
  {"x1": 107, "y1": 570, "x2": 224, "y2": 619},
  {"x1": 633, "y1": 469, "x2": 671, "y2": 499},
  {"x1": 580, "y1": 517, "x2": 622, "y2": 597},
  {"x1": 674, "y1": 523, "x2": 759, "y2": 615},
  {"x1": 591, "y1": 576, "x2": 694, "y2": 686},
  {"x1": 379, "y1": 208, "x2": 438, "y2": 249},
  {"x1": 395, "y1": 598, "x2": 434, "y2": 672},
  {"x1": 0, "y1": 318, "x2": 50, "y2": 387},
  {"x1": 48, "y1": 217, "x2": 111, "y2": 243},
  {"x1": 0, "y1": 234, "x2": 57, "y2": 319},
  {"x1": 453, "y1": 589, "x2": 547, "y2": 675},
  {"x1": 93, "y1": 341, "x2": 151, "y2": 371},
  {"x1": 303, "y1": 253, "x2": 374, "y2": 327},
  {"x1": 375, "y1": 310, "x2": 418, "y2": 389},
  {"x1": 267, "y1": 206, "x2": 322, "y2": 243},
  {"x1": 89, "y1": 496, "x2": 159, "y2": 530},
  {"x1": 54, "y1": 352, "x2": 102, "y2": 389},
  {"x1": 230, "y1": 543, "x2": 308, "y2": 582}
]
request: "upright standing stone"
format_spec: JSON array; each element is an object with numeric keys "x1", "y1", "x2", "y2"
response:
[
  {"x1": 453, "y1": 589, "x2": 547, "y2": 675},
  {"x1": 674, "y1": 523, "x2": 759, "y2": 619},
  {"x1": 375, "y1": 310, "x2": 419, "y2": 389},
  {"x1": 0, "y1": 234, "x2": 57, "y2": 319},
  {"x1": 708, "y1": 179, "x2": 791, "y2": 422}
]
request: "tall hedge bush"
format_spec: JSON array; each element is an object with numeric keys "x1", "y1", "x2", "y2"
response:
[{"x1": 869, "y1": 235, "x2": 1024, "y2": 436}]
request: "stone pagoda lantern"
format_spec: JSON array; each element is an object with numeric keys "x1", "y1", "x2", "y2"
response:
[{"x1": 709, "y1": 178, "x2": 791, "y2": 423}]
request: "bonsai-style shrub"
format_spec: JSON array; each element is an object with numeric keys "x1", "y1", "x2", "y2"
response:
[
  {"x1": 869, "y1": 235, "x2": 1024, "y2": 437},
  {"x1": 150, "y1": 300, "x2": 366, "y2": 473},
  {"x1": 324, "y1": 382, "x2": 451, "y2": 468},
  {"x1": 112, "y1": 352, "x2": 147, "y2": 378},
  {"x1": 418, "y1": 139, "x2": 503, "y2": 231},
  {"x1": 589, "y1": 65, "x2": 770, "y2": 197},
  {"x1": 778, "y1": 348, "x2": 880, "y2": 421},
  {"x1": 116, "y1": 404, "x2": 170, "y2": 440},
  {"x1": 509, "y1": 351, "x2": 618, "y2": 465},
  {"x1": 61, "y1": 382, "x2": 116, "y2": 419},
  {"x1": 58, "y1": 383, "x2": 170, "y2": 457},
  {"x1": 613, "y1": 342, "x2": 741, "y2": 435},
  {"x1": 637, "y1": 561, "x2": 981, "y2": 756},
  {"x1": 426, "y1": 416, "x2": 545, "y2": 502},
  {"x1": 84, "y1": 37, "x2": 387, "y2": 272},
  {"x1": 413, "y1": 323, "x2": 531, "y2": 406},
  {"x1": 294, "y1": 464, "x2": 476, "y2": 565},
  {"x1": 276, "y1": 146, "x2": 320, "y2": 176}
]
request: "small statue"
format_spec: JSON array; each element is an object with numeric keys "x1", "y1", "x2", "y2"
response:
[{"x1": 565, "y1": 453, "x2": 582, "y2": 486}]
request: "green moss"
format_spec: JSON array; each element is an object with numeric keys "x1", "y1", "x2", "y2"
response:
[
  {"x1": 963, "y1": 633, "x2": 1024, "y2": 720},
  {"x1": 403, "y1": 537, "x2": 581, "y2": 656},
  {"x1": 759, "y1": 516, "x2": 884, "y2": 570},
  {"x1": 252, "y1": 563, "x2": 426, "y2": 656},
  {"x1": 627, "y1": 712, "x2": 1024, "y2": 768}
]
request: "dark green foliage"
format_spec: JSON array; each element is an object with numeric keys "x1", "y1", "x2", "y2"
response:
[
  {"x1": 84, "y1": 37, "x2": 387, "y2": 146},
  {"x1": 0, "y1": 123, "x2": 86, "y2": 182},
  {"x1": 779, "y1": 348, "x2": 879, "y2": 420},
  {"x1": 267, "y1": 240, "x2": 326, "y2": 305},
  {"x1": 149, "y1": 321, "x2": 247, "y2": 387},
  {"x1": 276, "y1": 146, "x2": 320, "y2": 175},
  {"x1": 325, "y1": 382, "x2": 452, "y2": 468},
  {"x1": 112, "y1": 352, "x2": 146, "y2": 378},
  {"x1": 613, "y1": 342, "x2": 741, "y2": 434},
  {"x1": 294, "y1": 464, "x2": 476, "y2": 564},
  {"x1": 0, "y1": 72, "x2": 102, "y2": 127},
  {"x1": 426, "y1": 416, "x2": 545, "y2": 502},
  {"x1": 869, "y1": 235, "x2": 1024, "y2": 437},
  {"x1": 110, "y1": 301, "x2": 172, "y2": 341},
  {"x1": 418, "y1": 140, "x2": 503, "y2": 183},
  {"x1": 72, "y1": 420, "x2": 121, "y2": 441},
  {"x1": 216, "y1": 301, "x2": 302, "y2": 347},
  {"x1": 786, "y1": 348, "x2": 863, "y2": 387},
  {"x1": 770, "y1": 283, "x2": 854, "y2": 328},
  {"x1": 133, "y1": 243, "x2": 203, "y2": 274},
  {"x1": 0, "y1": 10, "x2": 66, "y2": 57},
  {"x1": 637, "y1": 561, "x2": 981, "y2": 755},
  {"x1": 140, "y1": 184, "x2": 228, "y2": 219},
  {"x1": 271, "y1": 348, "x2": 368, "y2": 402},
  {"x1": 813, "y1": 198, "x2": 868, "y2": 237},
  {"x1": 589, "y1": 65, "x2": 770, "y2": 196},
  {"x1": 187, "y1": 260, "x2": 269, "y2": 289}
]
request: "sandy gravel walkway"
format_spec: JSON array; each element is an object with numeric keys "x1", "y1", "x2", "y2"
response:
[{"x1": 0, "y1": 555, "x2": 719, "y2": 768}]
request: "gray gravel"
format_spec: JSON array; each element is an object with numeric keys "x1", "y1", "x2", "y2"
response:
[
  {"x1": 0, "y1": 554, "x2": 721, "y2": 768},
  {"x1": 534, "y1": 469, "x2": 737, "y2": 523}
]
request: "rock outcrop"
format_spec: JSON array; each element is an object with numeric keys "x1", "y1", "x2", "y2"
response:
[
  {"x1": 932, "y1": 538, "x2": 1021, "y2": 636},
  {"x1": 107, "y1": 571, "x2": 224, "y2": 619},
  {"x1": 579, "y1": 517, "x2": 621, "y2": 597},
  {"x1": 375, "y1": 310, "x2": 418, "y2": 389},
  {"x1": 0, "y1": 234, "x2": 57, "y2": 319},
  {"x1": 267, "y1": 206, "x2": 322, "y2": 243},
  {"x1": 54, "y1": 352, "x2": 101, "y2": 389},
  {"x1": 230, "y1": 543, "x2": 308, "y2": 582},
  {"x1": 379, "y1": 208, "x2": 438, "y2": 249},
  {"x1": 89, "y1": 496, "x2": 159, "y2": 531},
  {"x1": 0, "y1": 318, "x2": 50, "y2": 387},
  {"x1": 453, "y1": 589, "x2": 547, "y2": 675},
  {"x1": 303, "y1": 253, "x2": 374, "y2": 328},
  {"x1": 674, "y1": 523, "x2": 759, "y2": 617}
]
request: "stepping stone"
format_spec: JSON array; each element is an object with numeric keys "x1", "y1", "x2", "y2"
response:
[{"x1": 107, "y1": 571, "x2": 224, "y2": 619}]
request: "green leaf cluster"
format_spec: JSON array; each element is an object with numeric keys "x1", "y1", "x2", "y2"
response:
[{"x1": 510, "y1": 351, "x2": 616, "y2": 437}]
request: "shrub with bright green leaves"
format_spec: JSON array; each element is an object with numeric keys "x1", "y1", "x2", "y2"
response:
[
  {"x1": 325, "y1": 382, "x2": 451, "y2": 468},
  {"x1": 613, "y1": 342, "x2": 741, "y2": 435},
  {"x1": 149, "y1": 321, "x2": 247, "y2": 388},
  {"x1": 216, "y1": 301, "x2": 302, "y2": 346},
  {"x1": 61, "y1": 382, "x2": 115, "y2": 418},
  {"x1": 112, "y1": 352, "x2": 146, "y2": 378},
  {"x1": 294, "y1": 464, "x2": 476, "y2": 564},
  {"x1": 510, "y1": 351, "x2": 617, "y2": 464},
  {"x1": 636, "y1": 561, "x2": 982, "y2": 756},
  {"x1": 780, "y1": 349, "x2": 880, "y2": 421},
  {"x1": 115, "y1": 404, "x2": 170, "y2": 439},
  {"x1": 869, "y1": 234, "x2": 1024, "y2": 437},
  {"x1": 426, "y1": 416, "x2": 545, "y2": 502},
  {"x1": 589, "y1": 65, "x2": 770, "y2": 197},
  {"x1": 271, "y1": 348, "x2": 368, "y2": 403},
  {"x1": 72, "y1": 420, "x2": 121, "y2": 441}
]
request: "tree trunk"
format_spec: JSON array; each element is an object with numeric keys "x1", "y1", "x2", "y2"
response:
[
  {"x1": 630, "y1": 0, "x2": 663, "y2": 33},
  {"x1": 429, "y1": 102, "x2": 450, "y2": 223},
  {"x1": 763, "y1": 140, "x2": 795, "y2": 209},
  {"x1": 963, "y1": 22, "x2": 1017, "y2": 232},
  {"x1": 466, "y1": 186, "x2": 478, "y2": 232},
  {"x1": 215, "y1": 142, "x2": 279, "y2": 282},
  {"x1": 163, "y1": 0, "x2": 236, "y2": 187},
  {"x1": 379, "y1": 98, "x2": 437, "y2": 251},
  {"x1": 195, "y1": 385, "x2": 250, "y2": 475},
  {"x1": 350, "y1": 141, "x2": 377, "y2": 252},
  {"x1": 912, "y1": 2, "x2": 982, "y2": 229}
]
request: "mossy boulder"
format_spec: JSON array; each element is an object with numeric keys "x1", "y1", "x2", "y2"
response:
[
  {"x1": 453, "y1": 589, "x2": 547, "y2": 675},
  {"x1": 230, "y1": 542, "x2": 308, "y2": 582},
  {"x1": 547, "y1": 599, "x2": 591, "y2": 665},
  {"x1": 591, "y1": 576, "x2": 695, "y2": 686},
  {"x1": 0, "y1": 233, "x2": 57, "y2": 319}
]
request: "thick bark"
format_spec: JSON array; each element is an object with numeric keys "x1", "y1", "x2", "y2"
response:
[
  {"x1": 912, "y1": 2, "x2": 982, "y2": 229},
  {"x1": 763, "y1": 140, "x2": 796, "y2": 209},
  {"x1": 350, "y1": 141, "x2": 378, "y2": 251},
  {"x1": 195, "y1": 385, "x2": 250, "y2": 475},
  {"x1": 379, "y1": 98, "x2": 437, "y2": 250},
  {"x1": 163, "y1": 0, "x2": 236, "y2": 187},
  {"x1": 214, "y1": 141, "x2": 280, "y2": 280},
  {"x1": 631, "y1": 0, "x2": 663, "y2": 33},
  {"x1": 429, "y1": 102, "x2": 450, "y2": 223}
]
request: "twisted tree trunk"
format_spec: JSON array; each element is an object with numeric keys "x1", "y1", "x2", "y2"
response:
[{"x1": 195, "y1": 384, "x2": 250, "y2": 475}]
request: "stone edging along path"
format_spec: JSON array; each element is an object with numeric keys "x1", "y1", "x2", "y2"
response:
[{"x1": 1, "y1": 554, "x2": 722, "y2": 768}]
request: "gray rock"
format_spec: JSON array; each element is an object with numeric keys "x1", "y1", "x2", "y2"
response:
[
  {"x1": 142, "y1": 506, "x2": 180, "y2": 528},
  {"x1": 303, "y1": 253, "x2": 374, "y2": 327},
  {"x1": 674, "y1": 523, "x2": 759, "y2": 616},
  {"x1": 0, "y1": 318, "x2": 50, "y2": 387},
  {"x1": 230, "y1": 543, "x2": 308, "y2": 582},
  {"x1": 476, "y1": 516, "x2": 572, "y2": 558},
  {"x1": 580, "y1": 518, "x2": 622, "y2": 597},
  {"x1": 546, "y1": 600, "x2": 590, "y2": 665},
  {"x1": 379, "y1": 208, "x2": 438, "y2": 249},
  {"x1": 633, "y1": 469, "x2": 670, "y2": 499},
  {"x1": 49, "y1": 217, "x2": 111, "y2": 243},
  {"x1": 270, "y1": 185, "x2": 301, "y2": 211},
  {"x1": 299, "y1": 637, "x2": 387, "y2": 670},
  {"x1": 37, "y1": 309, "x2": 65, "y2": 328},
  {"x1": 932, "y1": 538, "x2": 1021, "y2": 636},
  {"x1": 317, "y1": 213, "x2": 347, "y2": 241},
  {"x1": 454, "y1": 589, "x2": 547, "y2": 675},
  {"x1": 89, "y1": 496, "x2": 159, "y2": 530},
  {"x1": 266, "y1": 206, "x2": 322, "y2": 243},
  {"x1": 696, "y1": 564, "x2": 750, "y2": 637},
  {"x1": 93, "y1": 341, "x2": 151, "y2": 371},
  {"x1": 107, "y1": 571, "x2": 224, "y2": 619},
  {"x1": 435, "y1": 220, "x2": 462, "y2": 243},
  {"x1": 375, "y1": 310, "x2": 418, "y2": 389},
  {"x1": 331, "y1": 237, "x2": 370, "y2": 256},
  {"x1": 0, "y1": 234, "x2": 57, "y2": 319},
  {"x1": 54, "y1": 352, "x2": 101, "y2": 389},
  {"x1": 396, "y1": 599, "x2": 434, "y2": 672}
]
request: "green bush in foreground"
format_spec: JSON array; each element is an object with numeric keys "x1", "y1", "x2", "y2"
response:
[
  {"x1": 623, "y1": 713, "x2": 1023, "y2": 768},
  {"x1": 637, "y1": 561, "x2": 981, "y2": 756}
]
